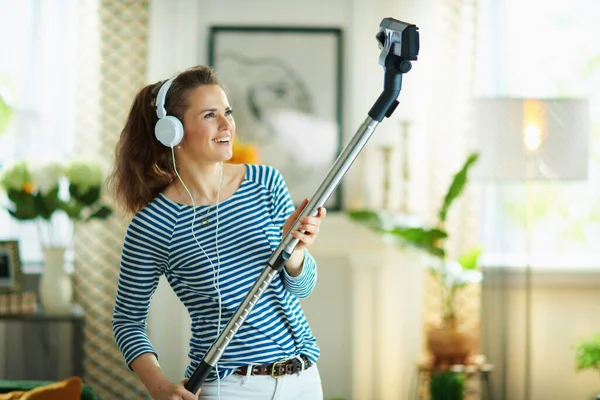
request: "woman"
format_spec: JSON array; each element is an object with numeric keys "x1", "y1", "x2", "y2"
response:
[{"x1": 109, "y1": 65, "x2": 326, "y2": 400}]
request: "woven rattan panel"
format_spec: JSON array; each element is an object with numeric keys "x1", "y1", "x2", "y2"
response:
[{"x1": 73, "y1": 1, "x2": 149, "y2": 398}]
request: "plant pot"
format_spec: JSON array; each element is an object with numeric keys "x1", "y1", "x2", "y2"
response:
[
  {"x1": 430, "y1": 371, "x2": 466, "y2": 400},
  {"x1": 427, "y1": 318, "x2": 477, "y2": 366},
  {"x1": 39, "y1": 247, "x2": 73, "y2": 315}
]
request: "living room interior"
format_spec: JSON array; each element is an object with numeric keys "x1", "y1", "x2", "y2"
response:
[{"x1": 1, "y1": 0, "x2": 599, "y2": 399}]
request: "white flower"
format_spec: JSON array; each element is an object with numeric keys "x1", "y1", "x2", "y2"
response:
[
  {"x1": 0, "y1": 160, "x2": 34, "y2": 192},
  {"x1": 31, "y1": 160, "x2": 65, "y2": 194},
  {"x1": 457, "y1": 269, "x2": 483, "y2": 285},
  {"x1": 66, "y1": 160, "x2": 105, "y2": 193},
  {"x1": 443, "y1": 260, "x2": 464, "y2": 287},
  {"x1": 442, "y1": 259, "x2": 483, "y2": 287}
]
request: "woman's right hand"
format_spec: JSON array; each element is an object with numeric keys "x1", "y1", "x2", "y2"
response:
[{"x1": 154, "y1": 379, "x2": 200, "y2": 400}]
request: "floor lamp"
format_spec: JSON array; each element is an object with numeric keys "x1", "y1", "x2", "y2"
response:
[{"x1": 471, "y1": 97, "x2": 589, "y2": 400}]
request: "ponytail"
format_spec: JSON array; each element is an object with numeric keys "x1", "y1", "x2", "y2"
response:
[{"x1": 108, "y1": 83, "x2": 174, "y2": 215}]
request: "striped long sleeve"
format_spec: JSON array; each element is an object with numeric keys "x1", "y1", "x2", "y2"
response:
[
  {"x1": 112, "y1": 164, "x2": 320, "y2": 381},
  {"x1": 112, "y1": 206, "x2": 174, "y2": 369}
]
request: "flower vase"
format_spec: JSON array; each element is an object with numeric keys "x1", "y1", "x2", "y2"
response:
[{"x1": 39, "y1": 247, "x2": 73, "y2": 314}]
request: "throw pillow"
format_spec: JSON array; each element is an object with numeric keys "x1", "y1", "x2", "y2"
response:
[
  {"x1": 21, "y1": 377, "x2": 82, "y2": 400},
  {"x1": 0, "y1": 392, "x2": 26, "y2": 400}
]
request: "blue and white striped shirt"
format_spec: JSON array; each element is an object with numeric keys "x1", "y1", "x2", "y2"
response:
[{"x1": 112, "y1": 164, "x2": 320, "y2": 382}]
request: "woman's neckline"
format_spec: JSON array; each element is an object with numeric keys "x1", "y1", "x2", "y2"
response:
[{"x1": 159, "y1": 163, "x2": 249, "y2": 209}]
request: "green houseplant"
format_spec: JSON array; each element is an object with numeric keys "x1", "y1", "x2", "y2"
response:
[
  {"x1": 575, "y1": 333, "x2": 600, "y2": 400},
  {"x1": 348, "y1": 152, "x2": 482, "y2": 364},
  {"x1": 575, "y1": 333, "x2": 600, "y2": 373},
  {"x1": 430, "y1": 370, "x2": 466, "y2": 400}
]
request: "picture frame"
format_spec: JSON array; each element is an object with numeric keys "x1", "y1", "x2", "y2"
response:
[
  {"x1": 208, "y1": 26, "x2": 344, "y2": 211},
  {"x1": 0, "y1": 240, "x2": 23, "y2": 293}
]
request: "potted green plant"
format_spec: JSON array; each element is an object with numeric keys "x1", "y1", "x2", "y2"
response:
[
  {"x1": 348, "y1": 152, "x2": 482, "y2": 365},
  {"x1": 0, "y1": 158, "x2": 112, "y2": 314},
  {"x1": 0, "y1": 159, "x2": 112, "y2": 236}
]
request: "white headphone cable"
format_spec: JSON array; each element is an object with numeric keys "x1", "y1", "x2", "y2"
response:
[{"x1": 171, "y1": 147, "x2": 223, "y2": 398}]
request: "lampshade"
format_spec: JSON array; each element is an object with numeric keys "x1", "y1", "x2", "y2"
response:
[{"x1": 470, "y1": 98, "x2": 589, "y2": 181}]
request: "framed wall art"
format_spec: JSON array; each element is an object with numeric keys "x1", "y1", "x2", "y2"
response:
[
  {"x1": 0, "y1": 240, "x2": 23, "y2": 293},
  {"x1": 208, "y1": 26, "x2": 344, "y2": 210}
]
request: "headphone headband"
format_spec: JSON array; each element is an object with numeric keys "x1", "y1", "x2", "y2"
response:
[
  {"x1": 154, "y1": 77, "x2": 184, "y2": 147},
  {"x1": 155, "y1": 78, "x2": 175, "y2": 119}
]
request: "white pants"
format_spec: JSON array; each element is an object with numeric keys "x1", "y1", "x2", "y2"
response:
[{"x1": 198, "y1": 365, "x2": 323, "y2": 400}]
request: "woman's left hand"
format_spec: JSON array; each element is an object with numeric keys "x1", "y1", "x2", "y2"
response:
[{"x1": 283, "y1": 198, "x2": 327, "y2": 252}]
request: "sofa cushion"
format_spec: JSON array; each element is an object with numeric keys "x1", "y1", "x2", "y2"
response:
[
  {"x1": 0, "y1": 391, "x2": 26, "y2": 400},
  {"x1": 0, "y1": 377, "x2": 82, "y2": 400}
]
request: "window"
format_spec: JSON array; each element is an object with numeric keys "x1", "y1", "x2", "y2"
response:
[
  {"x1": 476, "y1": 0, "x2": 600, "y2": 269},
  {"x1": 0, "y1": 0, "x2": 79, "y2": 266}
]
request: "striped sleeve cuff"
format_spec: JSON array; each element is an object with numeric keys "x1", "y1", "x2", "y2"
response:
[
  {"x1": 282, "y1": 249, "x2": 317, "y2": 298},
  {"x1": 113, "y1": 324, "x2": 158, "y2": 371}
]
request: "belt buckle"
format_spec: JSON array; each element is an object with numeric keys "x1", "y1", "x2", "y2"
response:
[{"x1": 271, "y1": 359, "x2": 287, "y2": 378}]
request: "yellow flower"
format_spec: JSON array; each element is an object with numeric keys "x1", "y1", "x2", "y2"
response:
[
  {"x1": 228, "y1": 140, "x2": 260, "y2": 165},
  {"x1": 22, "y1": 182, "x2": 36, "y2": 194}
]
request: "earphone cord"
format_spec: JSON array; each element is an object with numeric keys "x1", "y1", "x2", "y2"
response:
[{"x1": 171, "y1": 146, "x2": 223, "y2": 398}]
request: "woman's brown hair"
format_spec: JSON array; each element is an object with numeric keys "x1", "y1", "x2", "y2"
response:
[{"x1": 107, "y1": 65, "x2": 220, "y2": 215}]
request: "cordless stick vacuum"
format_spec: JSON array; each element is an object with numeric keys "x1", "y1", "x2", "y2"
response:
[{"x1": 185, "y1": 17, "x2": 420, "y2": 393}]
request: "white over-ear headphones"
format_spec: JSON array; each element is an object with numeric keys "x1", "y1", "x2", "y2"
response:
[{"x1": 154, "y1": 78, "x2": 184, "y2": 147}]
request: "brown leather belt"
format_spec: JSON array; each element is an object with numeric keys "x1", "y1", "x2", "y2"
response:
[{"x1": 233, "y1": 355, "x2": 312, "y2": 378}]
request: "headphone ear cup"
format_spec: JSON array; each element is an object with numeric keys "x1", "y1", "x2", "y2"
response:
[{"x1": 155, "y1": 116, "x2": 184, "y2": 147}]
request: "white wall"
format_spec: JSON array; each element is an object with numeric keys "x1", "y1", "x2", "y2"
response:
[{"x1": 145, "y1": 0, "x2": 433, "y2": 214}]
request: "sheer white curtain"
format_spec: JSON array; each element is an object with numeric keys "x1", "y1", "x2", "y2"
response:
[{"x1": 0, "y1": 0, "x2": 79, "y2": 266}]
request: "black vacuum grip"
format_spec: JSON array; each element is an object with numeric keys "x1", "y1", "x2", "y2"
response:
[{"x1": 184, "y1": 361, "x2": 213, "y2": 394}]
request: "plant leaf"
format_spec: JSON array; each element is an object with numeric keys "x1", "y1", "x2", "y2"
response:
[
  {"x1": 388, "y1": 227, "x2": 447, "y2": 257},
  {"x1": 59, "y1": 200, "x2": 83, "y2": 221},
  {"x1": 347, "y1": 210, "x2": 383, "y2": 229},
  {"x1": 87, "y1": 205, "x2": 112, "y2": 221},
  {"x1": 7, "y1": 189, "x2": 34, "y2": 205},
  {"x1": 575, "y1": 333, "x2": 600, "y2": 372},
  {"x1": 457, "y1": 247, "x2": 483, "y2": 270},
  {"x1": 70, "y1": 185, "x2": 101, "y2": 207},
  {"x1": 6, "y1": 190, "x2": 38, "y2": 219},
  {"x1": 438, "y1": 152, "x2": 479, "y2": 223},
  {"x1": 7, "y1": 207, "x2": 37, "y2": 220},
  {"x1": 34, "y1": 186, "x2": 61, "y2": 220}
]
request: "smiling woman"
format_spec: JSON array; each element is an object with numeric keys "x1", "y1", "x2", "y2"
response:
[{"x1": 108, "y1": 65, "x2": 327, "y2": 400}]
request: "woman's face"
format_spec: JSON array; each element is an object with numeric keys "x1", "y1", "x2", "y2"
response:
[{"x1": 180, "y1": 84, "x2": 235, "y2": 163}]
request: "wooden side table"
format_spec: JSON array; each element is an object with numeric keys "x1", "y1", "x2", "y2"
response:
[
  {"x1": 0, "y1": 303, "x2": 85, "y2": 380},
  {"x1": 413, "y1": 355, "x2": 494, "y2": 400}
]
